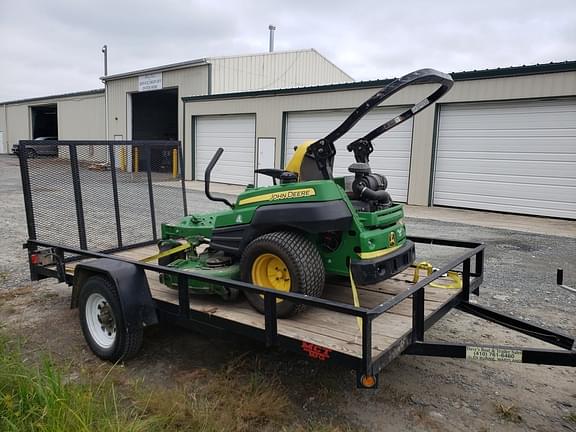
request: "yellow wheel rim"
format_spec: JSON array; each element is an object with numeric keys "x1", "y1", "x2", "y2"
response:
[{"x1": 251, "y1": 253, "x2": 291, "y2": 302}]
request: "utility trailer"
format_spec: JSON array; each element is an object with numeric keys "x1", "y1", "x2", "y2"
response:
[{"x1": 19, "y1": 140, "x2": 575, "y2": 388}]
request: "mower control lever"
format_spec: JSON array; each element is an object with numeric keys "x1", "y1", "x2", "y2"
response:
[{"x1": 205, "y1": 148, "x2": 234, "y2": 208}]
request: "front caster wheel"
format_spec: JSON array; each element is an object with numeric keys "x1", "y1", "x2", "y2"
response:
[
  {"x1": 79, "y1": 275, "x2": 142, "y2": 361},
  {"x1": 240, "y1": 231, "x2": 325, "y2": 318}
]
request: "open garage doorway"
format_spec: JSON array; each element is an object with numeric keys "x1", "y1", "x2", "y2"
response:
[
  {"x1": 31, "y1": 104, "x2": 58, "y2": 139},
  {"x1": 131, "y1": 88, "x2": 178, "y2": 173}
]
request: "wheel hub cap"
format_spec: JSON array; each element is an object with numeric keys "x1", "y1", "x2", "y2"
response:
[
  {"x1": 85, "y1": 293, "x2": 117, "y2": 349},
  {"x1": 251, "y1": 253, "x2": 291, "y2": 302}
]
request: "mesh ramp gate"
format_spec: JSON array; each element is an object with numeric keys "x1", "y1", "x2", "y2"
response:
[{"x1": 19, "y1": 140, "x2": 187, "y2": 252}]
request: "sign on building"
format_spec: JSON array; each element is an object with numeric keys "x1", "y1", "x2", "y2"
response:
[{"x1": 138, "y1": 73, "x2": 163, "y2": 92}]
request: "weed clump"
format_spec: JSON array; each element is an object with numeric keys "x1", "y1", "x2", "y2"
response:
[{"x1": 0, "y1": 336, "x2": 150, "y2": 431}]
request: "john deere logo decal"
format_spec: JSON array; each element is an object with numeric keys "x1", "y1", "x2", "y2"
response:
[
  {"x1": 270, "y1": 189, "x2": 314, "y2": 201},
  {"x1": 388, "y1": 231, "x2": 397, "y2": 247},
  {"x1": 238, "y1": 188, "x2": 316, "y2": 206}
]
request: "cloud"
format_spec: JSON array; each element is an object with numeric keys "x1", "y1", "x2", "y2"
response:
[{"x1": 0, "y1": 0, "x2": 574, "y2": 100}]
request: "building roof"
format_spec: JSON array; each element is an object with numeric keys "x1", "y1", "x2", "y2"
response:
[
  {"x1": 99, "y1": 49, "x2": 345, "y2": 82},
  {"x1": 182, "y1": 60, "x2": 576, "y2": 102},
  {"x1": 100, "y1": 58, "x2": 208, "y2": 81},
  {"x1": 0, "y1": 88, "x2": 104, "y2": 106}
]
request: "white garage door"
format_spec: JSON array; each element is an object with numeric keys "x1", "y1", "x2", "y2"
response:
[
  {"x1": 195, "y1": 114, "x2": 256, "y2": 185},
  {"x1": 285, "y1": 108, "x2": 413, "y2": 202},
  {"x1": 433, "y1": 99, "x2": 576, "y2": 219}
]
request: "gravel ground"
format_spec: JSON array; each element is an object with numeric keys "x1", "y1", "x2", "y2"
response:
[
  {"x1": 408, "y1": 219, "x2": 576, "y2": 332},
  {"x1": 1, "y1": 153, "x2": 575, "y2": 431}
]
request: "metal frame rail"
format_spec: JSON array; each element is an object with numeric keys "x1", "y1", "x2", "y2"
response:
[{"x1": 18, "y1": 141, "x2": 576, "y2": 388}]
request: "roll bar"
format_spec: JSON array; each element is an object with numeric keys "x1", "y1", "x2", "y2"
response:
[{"x1": 306, "y1": 68, "x2": 454, "y2": 176}]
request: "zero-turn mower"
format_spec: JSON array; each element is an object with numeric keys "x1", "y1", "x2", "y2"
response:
[{"x1": 158, "y1": 68, "x2": 454, "y2": 317}]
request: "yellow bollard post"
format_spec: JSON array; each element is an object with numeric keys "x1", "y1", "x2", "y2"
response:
[
  {"x1": 134, "y1": 147, "x2": 139, "y2": 173},
  {"x1": 120, "y1": 146, "x2": 126, "y2": 171},
  {"x1": 172, "y1": 148, "x2": 178, "y2": 178}
]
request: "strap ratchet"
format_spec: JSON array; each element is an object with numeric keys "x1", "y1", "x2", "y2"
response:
[{"x1": 412, "y1": 261, "x2": 462, "y2": 289}]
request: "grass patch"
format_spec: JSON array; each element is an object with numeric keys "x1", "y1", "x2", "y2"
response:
[
  {"x1": 565, "y1": 412, "x2": 576, "y2": 423},
  {"x1": 0, "y1": 335, "x2": 356, "y2": 431},
  {"x1": 133, "y1": 371, "x2": 292, "y2": 431},
  {"x1": 495, "y1": 403, "x2": 522, "y2": 423},
  {"x1": 0, "y1": 336, "x2": 151, "y2": 432}
]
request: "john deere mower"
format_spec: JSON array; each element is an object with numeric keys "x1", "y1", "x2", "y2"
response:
[{"x1": 158, "y1": 68, "x2": 454, "y2": 317}]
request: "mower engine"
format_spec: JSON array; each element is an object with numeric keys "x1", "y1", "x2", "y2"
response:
[{"x1": 347, "y1": 162, "x2": 392, "y2": 212}]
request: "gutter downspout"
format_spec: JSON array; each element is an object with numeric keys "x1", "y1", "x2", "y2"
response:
[
  {"x1": 104, "y1": 82, "x2": 109, "y2": 142},
  {"x1": 3, "y1": 104, "x2": 8, "y2": 153}
]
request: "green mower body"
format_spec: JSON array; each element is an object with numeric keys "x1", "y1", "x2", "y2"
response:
[{"x1": 161, "y1": 178, "x2": 413, "y2": 287}]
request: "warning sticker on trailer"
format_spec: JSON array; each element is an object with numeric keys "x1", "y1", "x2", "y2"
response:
[
  {"x1": 301, "y1": 342, "x2": 331, "y2": 361},
  {"x1": 466, "y1": 347, "x2": 522, "y2": 362}
]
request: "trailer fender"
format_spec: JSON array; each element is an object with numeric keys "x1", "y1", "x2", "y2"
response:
[{"x1": 71, "y1": 258, "x2": 158, "y2": 329}]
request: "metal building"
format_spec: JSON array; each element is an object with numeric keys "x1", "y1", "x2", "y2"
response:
[
  {"x1": 182, "y1": 62, "x2": 576, "y2": 219},
  {"x1": 102, "y1": 49, "x2": 352, "y2": 144},
  {"x1": 0, "y1": 89, "x2": 105, "y2": 153},
  {"x1": 1, "y1": 51, "x2": 575, "y2": 219},
  {"x1": 0, "y1": 49, "x2": 351, "y2": 155}
]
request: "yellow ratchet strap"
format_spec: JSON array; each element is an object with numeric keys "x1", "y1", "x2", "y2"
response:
[
  {"x1": 140, "y1": 241, "x2": 191, "y2": 263},
  {"x1": 348, "y1": 267, "x2": 363, "y2": 332},
  {"x1": 412, "y1": 261, "x2": 462, "y2": 289}
]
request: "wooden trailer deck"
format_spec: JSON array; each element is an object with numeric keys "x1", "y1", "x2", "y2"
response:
[{"x1": 65, "y1": 244, "x2": 461, "y2": 360}]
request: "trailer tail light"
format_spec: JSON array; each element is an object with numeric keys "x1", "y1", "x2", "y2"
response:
[
  {"x1": 30, "y1": 253, "x2": 40, "y2": 265},
  {"x1": 29, "y1": 250, "x2": 55, "y2": 266}
]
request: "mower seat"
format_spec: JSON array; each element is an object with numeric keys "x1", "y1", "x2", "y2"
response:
[
  {"x1": 285, "y1": 141, "x2": 333, "y2": 181},
  {"x1": 254, "y1": 168, "x2": 297, "y2": 184}
]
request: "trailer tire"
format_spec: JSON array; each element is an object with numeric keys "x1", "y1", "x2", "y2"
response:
[
  {"x1": 79, "y1": 275, "x2": 143, "y2": 362},
  {"x1": 241, "y1": 231, "x2": 325, "y2": 317}
]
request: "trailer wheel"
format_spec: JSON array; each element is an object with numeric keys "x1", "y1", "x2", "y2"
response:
[
  {"x1": 27, "y1": 149, "x2": 37, "y2": 159},
  {"x1": 240, "y1": 231, "x2": 325, "y2": 317},
  {"x1": 79, "y1": 275, "x2": 142, "y2": 361}
]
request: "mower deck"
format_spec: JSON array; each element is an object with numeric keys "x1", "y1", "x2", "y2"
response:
[{"x1": 63, "y1": 243, "x2": 461, "y2": 360}]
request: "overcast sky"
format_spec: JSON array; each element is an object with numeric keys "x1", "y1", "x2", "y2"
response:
[{"x1": 1, "y1": 0, "x2": 574, "y2": 101}]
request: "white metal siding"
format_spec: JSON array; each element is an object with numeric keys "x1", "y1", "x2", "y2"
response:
[
  {"x1": 58, "y1": 95, "x2": 105, "y2": 140},
  {"x1": 209, "y1": 50, "x2": 352, "y2": 94},
  {"x1": 433, "y1": 99, "x2": 576, "y2": 218},
  {"x1": 5, "y1": 104, "x2": 30, "y2": 147},
  {"x1": 285, "y1": 108, "x2": 413, "y2": 202},
  {"x1": 195, "y1": 115, "x2": 256, "y2": 185}
]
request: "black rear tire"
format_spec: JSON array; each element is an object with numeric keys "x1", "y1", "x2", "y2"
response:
[
  {"x1": 78, "y1": 275, "x2": 142, "y2": 361},
  {"x1": 27, "y1": 149, "x2": 37, "y2": 159},
  {"x1": 240, "y1": 231, "x2": 325, "y2": 317}
]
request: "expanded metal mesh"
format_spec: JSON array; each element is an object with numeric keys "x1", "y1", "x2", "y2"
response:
[{"x1": 21, "y1": 141, "x2": 186, "y2": 251}]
